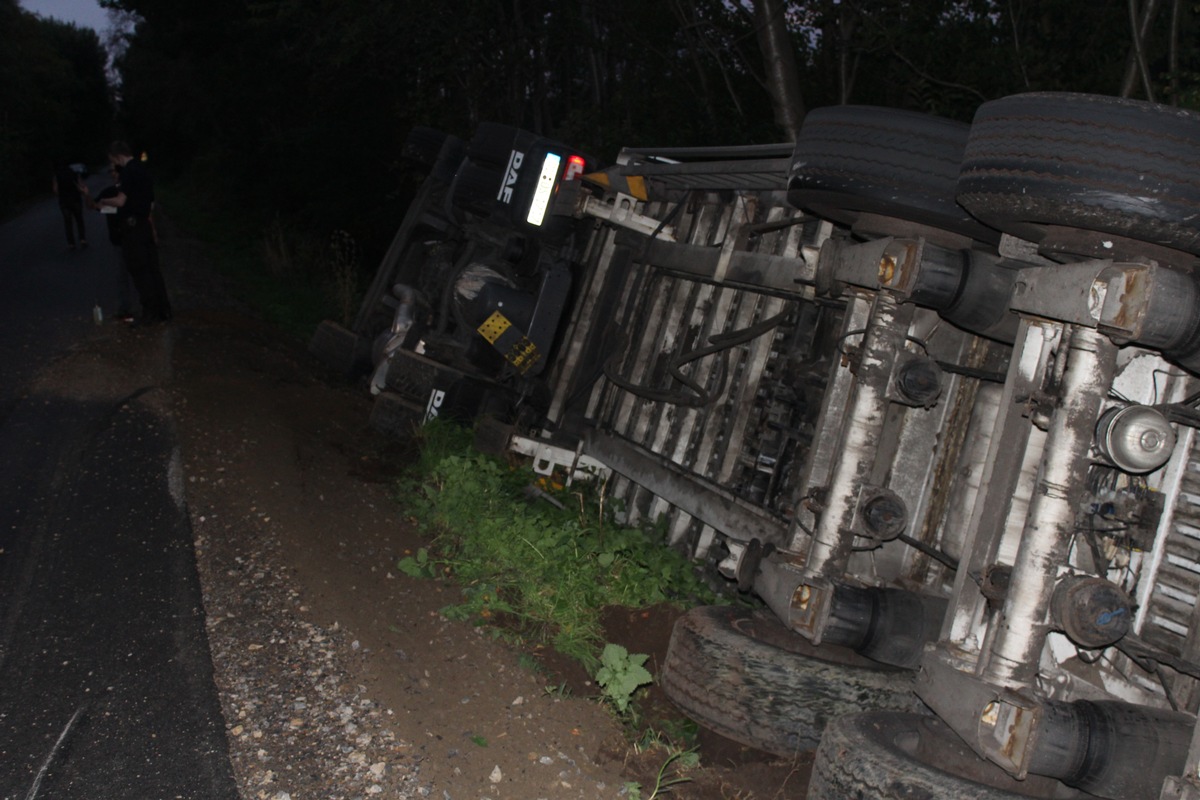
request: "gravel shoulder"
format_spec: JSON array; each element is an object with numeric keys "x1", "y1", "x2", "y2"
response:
[{"x1": 170, "y1": 309, "x2": 632, "y2": 799}]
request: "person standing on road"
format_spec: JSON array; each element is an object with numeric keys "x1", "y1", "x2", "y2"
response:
[
  {"x1": 83, "y1": 142, "x2": 172, "y2": 325},
  {"x1": 52, "y1": 162, "x2": 88, "y2": 250},
  {"x1": 86, "y1": 164, "x2": 139, "y2": 322}
]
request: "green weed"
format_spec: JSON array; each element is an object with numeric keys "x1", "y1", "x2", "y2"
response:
[
  {"x1": 637, "y1": 718, "x2": 700, "y2": 754},
  {"x1": 396, "y1": 546, "x2": 434, "y2": 577},
  {"x1": 543, "y1": 681, "x2": 572, "y2": 699},
  {"x1": 395, "y1": 421, "x2": 717, "y2": 671},
  {"x1": 515, "y1": 651, "x2": 542, "y2": 675},
  {"x1": 623, "y1": 748, "x2": 697, "y2": 799},
  {"x1": 595, "y1": 644, "x2": 653, "y2": 715}
]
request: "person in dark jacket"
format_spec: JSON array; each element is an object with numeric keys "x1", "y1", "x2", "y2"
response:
[
  {"x1": 88, "y1": 164, "x2": 138, "y2": 321},
  {"x1": 53, "y1": 162, "x2": 88, "y2": 250},
  {"x1": 82, "y1": 142, "x2": 171, "y2": 325}
]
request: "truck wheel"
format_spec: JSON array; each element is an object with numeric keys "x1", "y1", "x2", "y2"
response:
[
  {"x1": 787, "y1": 106, "x2": 998, "y2": 246},
  {"x1": 660, "y1": 605, "x2": 921, "y2": 758},
  {"x1": 958, "y1": 92, "x2": 1200, "y2": 260},
  {"x1": 808, "y1": 711, "x2": 1093, "y2": 800}
]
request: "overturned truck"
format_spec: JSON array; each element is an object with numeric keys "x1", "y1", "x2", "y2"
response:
[{"x1": 313, "y1": 93, "x2": 1200, "y2": 799}]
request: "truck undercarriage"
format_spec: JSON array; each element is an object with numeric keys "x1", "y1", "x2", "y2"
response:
[{"x1": 314, "y1": 92, "x2": 1200, "y2": 799}]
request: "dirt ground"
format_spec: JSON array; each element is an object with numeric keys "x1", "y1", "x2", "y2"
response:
[{"x1": 105, "y1": 228, "x2": 814, "y2": 798}]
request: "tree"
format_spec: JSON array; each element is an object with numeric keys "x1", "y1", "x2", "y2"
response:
[
  {"x1": 88, "y1": 0, "x2": 1200, "y2": 275},
  {"x1": 0, "y1": 1, "x2": 112, "y2": 214},
  {"x1": 753, "y1": 0, "x2": 806, "y2": 137}
]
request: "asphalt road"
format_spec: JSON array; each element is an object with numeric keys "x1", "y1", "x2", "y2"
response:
[{"x1": 0, "y1": 187, "x2": 237, "y2": 798}]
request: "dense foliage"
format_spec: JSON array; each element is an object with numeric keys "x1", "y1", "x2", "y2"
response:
[
  {"x1": 96, "y1": 0, "x2": 1200, "y2": 266},
  {"x1": 1, "y1": 0, "x2": 112, "y2": 215},
  {"x1": 10, "y1": 0, "x2": 1200, "y2": 305}
]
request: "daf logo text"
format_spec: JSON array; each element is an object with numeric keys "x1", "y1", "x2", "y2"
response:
[{"x1": 497, "y1": 150, "x2": 524, "y2": 204}]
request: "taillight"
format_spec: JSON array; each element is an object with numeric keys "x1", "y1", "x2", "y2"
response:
[{"x1": 563, "y1": 154, "x2": 586, "y2": 181}]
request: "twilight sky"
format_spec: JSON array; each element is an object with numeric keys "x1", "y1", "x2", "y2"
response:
[{"x1": 19, "y1": 0, "x2": 111, "y2": 33}]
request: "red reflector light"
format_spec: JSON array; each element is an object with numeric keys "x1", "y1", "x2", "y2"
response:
[{"x1": 563, "y1": 154, "x2": 586, "y2": 181}]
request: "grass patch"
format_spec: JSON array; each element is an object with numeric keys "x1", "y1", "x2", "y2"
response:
[{"x1": 397, "y1": 420, "x2": 719, "y2": 671}]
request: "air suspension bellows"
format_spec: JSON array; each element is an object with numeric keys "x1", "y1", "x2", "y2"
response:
[
  {"x1": 1028, "y1": 699, "x2": 1193, "y2": 800},
  {"x1": 751, "y1": 559, "x2": 946, "y2": 669},
  {"x1": 939, "y1": 250, "x2": 1021, "y2": 343},
  {"x1": 819, "y1": 583, "x2": 947, "y2": 669},
  {"x1": 907, "y1": 246, "x2": 1020, "y2": 343},
  {"x1": 1108, "y1": 263, "x2": 1200, "y2": 375}
]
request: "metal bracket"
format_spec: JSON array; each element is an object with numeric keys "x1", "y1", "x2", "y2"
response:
[
  {"x1": 784, "y1": 576, "x2": 835, "y2": 644},
  {"x1": 916, "y1": 649, "x2": 1045, "y2": 780},
  {"x1": 820, "y1": 236, "x2": 926, "y2": 296},
  {"x1": 579, "y1": 193, "x2": 676, "y2": 241},
  {"x1": 508, "y1": 434, "x2": 610, "y2": 487},
  {"x1": 1160, "y1": 776, "x2": 1200, "y2": 800}
]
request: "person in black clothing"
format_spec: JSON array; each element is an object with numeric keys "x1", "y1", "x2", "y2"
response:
[
  {"x1": 88, "y1": 164, "x2": 138, "y2": 321},
  {"x1": 82, "y1": 142, "x2": 171, "y2": 325},
  {"x1": 52, "y1": 162, "x2": 88, "y2": 250}
]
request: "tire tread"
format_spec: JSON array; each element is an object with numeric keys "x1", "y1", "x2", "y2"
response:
[
  {"x1": 661, "y1": 606, "x2": 919, "y2": 757},
  {"x1": 957, "y1": 92, "x2": 1200, "y2": 255}
]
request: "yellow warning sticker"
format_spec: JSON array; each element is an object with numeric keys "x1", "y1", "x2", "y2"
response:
[
  {"x1": 477, "y1": 311, "x2": 512, "y2": 344},
  {"x1": 508, "y1": 340, "x2": 541, "y2": 372}
]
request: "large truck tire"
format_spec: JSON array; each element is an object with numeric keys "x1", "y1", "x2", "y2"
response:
[
  {"x1": 807, "y1": 711, "x2": 1093, "y2": 800},
  {"x1": 958, "y1": 92, "x2": 1200, "y2": 260},
  {"x1": 787, "y1": 105, "x2": 999, "y2": 246},
  {"x1": 660, "y1": 605, "x2": 921, "y2": 758}
]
